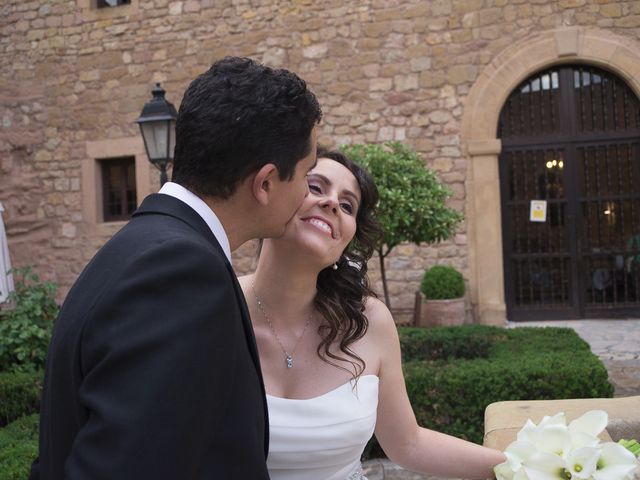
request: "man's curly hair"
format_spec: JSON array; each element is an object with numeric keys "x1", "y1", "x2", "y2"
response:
[{"x1": 172, "y1": 57, "x2": 322, "y2": 198}]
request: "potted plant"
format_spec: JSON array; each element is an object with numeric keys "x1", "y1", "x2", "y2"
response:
[{"x1": 418, "y1": 265, "x2": 466, "y2": 327}]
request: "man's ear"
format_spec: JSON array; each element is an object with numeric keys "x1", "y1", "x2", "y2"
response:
[{"x1": 252, "y1": 163, "x2": 278, "y2": 206}]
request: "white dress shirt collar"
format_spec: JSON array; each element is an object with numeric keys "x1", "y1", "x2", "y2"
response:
[{"x1": 158, "y1": 182, "x2": 232, "y2": 264}]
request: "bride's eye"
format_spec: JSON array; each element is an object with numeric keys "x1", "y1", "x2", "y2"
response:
[
  {"x1": 308, "y1": 184, "x2": 322, "y2": 194},
  {"x1": 340, "y1": 202, "x2": 354, "y2": 215}
]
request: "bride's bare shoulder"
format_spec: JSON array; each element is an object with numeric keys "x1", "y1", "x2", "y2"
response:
[{"x1": 363, "y1": 296, "x2": 398, "y2": 337}]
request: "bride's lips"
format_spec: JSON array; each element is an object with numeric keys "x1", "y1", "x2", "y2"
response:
[{"x1": 301, "y1": 216, "x2": 335, "y2": 238}]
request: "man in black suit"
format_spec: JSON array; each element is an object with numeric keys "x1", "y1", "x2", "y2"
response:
[{"x1": 31, "y1": 57, "x2": 322, "y2": 479}]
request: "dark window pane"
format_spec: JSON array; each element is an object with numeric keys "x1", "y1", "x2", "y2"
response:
[{"x1": 101, "y1": 157, "x2": 137, "y2": 222}]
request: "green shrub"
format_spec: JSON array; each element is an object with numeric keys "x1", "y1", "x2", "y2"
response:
[
  {"x1": 364, "y1": 325, "x2": 613, "y2": 457},
  {"x1": 399, "y1": 324, "x2": 505, "y2": 361},
  {"x1": 0, "y1": 414, "x2": 39, "y2": 480},
  {"x1": 420, "y1": 265, "x2": 465, "y2": 300},
  {"x1": 0, "y1": 267, "x2": 58, "y2": 372},
  {"x1": 0, "y1": 371, "x2": 43, "y2": 428}
]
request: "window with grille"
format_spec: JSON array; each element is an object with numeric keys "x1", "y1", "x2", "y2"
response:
[
  {"x1": 100, "y1": 157, "x2": 137, "y2": 222},
  {"x1": 97, "y1": 0, "x2": 131, "y2": 8}
]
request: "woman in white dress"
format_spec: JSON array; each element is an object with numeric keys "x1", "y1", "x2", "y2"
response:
[{"x1": 239, "y1": 149, "x2": 506, "y2": 480}]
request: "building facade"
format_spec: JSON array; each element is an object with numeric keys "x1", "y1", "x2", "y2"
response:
[{"x1": 1, "y1": 0, "x2": 639, "y2": 323}]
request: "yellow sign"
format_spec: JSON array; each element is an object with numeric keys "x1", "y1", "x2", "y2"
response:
[{"x1": 530, "y1": 200, "x2": 547, "y2": 222}]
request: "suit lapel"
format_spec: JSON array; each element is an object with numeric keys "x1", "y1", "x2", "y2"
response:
[
  {"x1": 134, "y1": 194, "x2": 270, "y2": 454},
  {"x1": 224, "y1": 262, "x2": 270, "y2": 455}
]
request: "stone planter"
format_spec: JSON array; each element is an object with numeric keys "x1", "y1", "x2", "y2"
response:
[{"x1": 418, "y1": 296, "x2": 466, "y2": 327}]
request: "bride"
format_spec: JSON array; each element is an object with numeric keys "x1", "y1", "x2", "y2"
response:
[{"x1": 239, "y1": 149, "x2": 505, "y2": 480}]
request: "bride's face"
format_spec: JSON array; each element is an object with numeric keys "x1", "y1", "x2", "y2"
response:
[{"x1": 276, "y1": 158, "x2": 361, "y2": 266}]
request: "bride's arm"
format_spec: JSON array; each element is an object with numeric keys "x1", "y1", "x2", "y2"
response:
[{"x1": 366, "y1": 297, "x2": 506, "y2": 479}]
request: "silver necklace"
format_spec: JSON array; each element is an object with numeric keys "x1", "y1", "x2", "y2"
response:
[{"x1": 251, "y1": 281, "x2": 313, "y2": 369}]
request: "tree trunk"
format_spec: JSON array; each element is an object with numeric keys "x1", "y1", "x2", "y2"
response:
[{"x1": 378, "y1": 246, "x2": 391, "y2": 308}]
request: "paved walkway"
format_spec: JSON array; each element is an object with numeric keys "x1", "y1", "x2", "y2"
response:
[{"x1": 362, "y1": 319, "x2": 640, "y2": 479}]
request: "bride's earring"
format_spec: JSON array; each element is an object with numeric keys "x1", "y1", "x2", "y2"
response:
[{"x1": 332, "y1": 262, "x2": 338, "y2": 270}]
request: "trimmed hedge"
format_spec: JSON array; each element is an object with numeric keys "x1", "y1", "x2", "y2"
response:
[
  {"x1": 399, "y1": 324, "x2": 505, "y2": 361},
  {"x1": 0, "y1": 371, "x2": 43, "y2": 428},
  {"x1": 0, "y1": 327, "x2": 614, "y2": 467},
  {"x1": 365, "y1": 325, "x2": 613, "y2": 456},
  {"x1": 402, "y1": 326, "x2": 613, "y2": 444},
  {"x1": 0, "y1": 414, "x2": 38, "y2": 480}
]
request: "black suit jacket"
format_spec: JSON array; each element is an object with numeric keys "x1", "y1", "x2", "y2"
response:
[{"x1": 30, "y1": 194, "x2": 269, "y2": 479}]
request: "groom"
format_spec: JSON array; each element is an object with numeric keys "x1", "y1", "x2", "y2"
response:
[{"x1": 31, "y1": 57, "x2": 322, "y2": 479}]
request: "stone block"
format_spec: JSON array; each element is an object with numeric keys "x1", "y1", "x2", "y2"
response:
[
  {"x1": 363, "y1": 21, "x2": 391, "y2": 37},
  {"x1": 453, "y1": 0, "x2": 483, "y2": 14},
  {"x1": 394, "y1": 73, "x2": 418, "y2": 91},
  {"x1": 328, "y1": 39, "x2": 352, "y2": 57},
  {"x1": 45, "y1": 16, "x2": 61, "y2": 28},
  {"x1": 302, "y1": 43, "x2": 328, "y2": 59},
  {"x1": 377, "y1": 126, "x2": 394, "y2": 141},
  {"x1": 404, "y1": 3, "x2": 430, "y2": 18},
  {"x1": 559, "y1": 0, "x2": 586, "y2": 7},
  {"x1": 429, "y1": 110, "x2": 451, "y2": 124},
  {"x1": 184, "y1": 0, "x2": 200, "y2": 12},
  {"x1": 370, "y1": 78, "x2": 393, "y2": 91},
  {"x1": 615, "y1": 15, "x2": 640, "y2": 27},
  {"x1": 478, "y1": 7, "x2": 503, "y2": 26},
  {"x1": 419, "y1": 70, "x2": 446, "y2": 88},
  {"x1": 447, "y1": 64, "x2": 477, "y2": 85},
  {"x1": 168, "y1": 1, "x2": 183, "y2": 15},
  {"x1": 391, "y1": 19, "x2": 413, "y2": 34},
  {"x1": 409, "y1": 56, "x2": 431, "y2": 72},
  {"x1": 600, "y1": 3, "x2": 622, "y2": 18}
]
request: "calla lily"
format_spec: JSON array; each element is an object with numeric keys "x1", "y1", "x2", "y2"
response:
[
  {"x1": 506, "y1": 441, "x2": 538, "y2": 468},
  {"x1": 495, "y1": 460, "x2": 518, "y2": 480},
  {"x1": 540, "y1": 413, "x2": 569, "y2": 429},
  {"x1": 593, "y1": 443, "x2": 639, "y2": 480},
  {"x1": 519, "y1": 423, "x2": 572, "y2": 457},
  {"x1": 495, "y1": 449, "x2": 533, "y2": 480},
  {"x1": 523, "y1": 452, "x2": 568, "y2": 480},
  {"x1": 537, "y1": 425, "x2": 572, "y2": 457},
  {"x1": 518, "y1": 420, "x2": 541, "y2": 442},
  {"x1": 496, "y1": 411, "x2": 640, "y2": 480},
  {"x1": 569, "y1": 411, "x2": 608, "y2": 438},
  {"x1": 570, "y1": 431, "x2": 602, "y2": 450},
  {"x1": 566, "y1": 447, "x2": 600, "y2": 479}
]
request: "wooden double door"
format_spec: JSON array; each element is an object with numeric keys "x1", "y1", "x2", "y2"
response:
[{"x1": 499, "y1": 65, "x2": 640, "y2": 320}]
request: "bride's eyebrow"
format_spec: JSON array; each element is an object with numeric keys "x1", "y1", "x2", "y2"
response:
[{"x1": 307, "y1": 173, "x2": 329, "y2": 185}]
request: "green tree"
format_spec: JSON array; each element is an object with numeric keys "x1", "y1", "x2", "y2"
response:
[
  {"x1": 341, "y1": 142, "x2": 463, "y2": 307},
  {"x1": 0, "y1": 267, "x2": 58, "y2": 372}
]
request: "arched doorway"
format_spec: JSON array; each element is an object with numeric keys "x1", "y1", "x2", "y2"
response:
[
  {"x1": 498, "y1": 65, "x2": 640, "y2": 320},
  {"x1": 461, "y1": 27, "x2": 640, "y2": 325}
]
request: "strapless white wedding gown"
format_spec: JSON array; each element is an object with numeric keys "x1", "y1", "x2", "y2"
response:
[{"x1": 266, "y1": 374, "x2": 379, "y2": 480}]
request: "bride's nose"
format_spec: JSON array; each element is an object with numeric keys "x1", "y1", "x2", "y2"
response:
[{"x1": 321, "y1": 195, "x2": 339, "y2": 214}]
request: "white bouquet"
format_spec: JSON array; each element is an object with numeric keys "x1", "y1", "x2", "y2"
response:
[{"x1": 494, "y1": 410, "x2": 640, "y2": 480}]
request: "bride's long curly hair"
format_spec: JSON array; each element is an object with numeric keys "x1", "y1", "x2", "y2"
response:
[{"x1": 313, "y1": 148, "x2": 383, "y2": 378}]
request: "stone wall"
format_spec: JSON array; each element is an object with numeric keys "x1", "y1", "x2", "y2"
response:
[{"x1": 1, "y1": 0, "x2": 639, "y2": 317}]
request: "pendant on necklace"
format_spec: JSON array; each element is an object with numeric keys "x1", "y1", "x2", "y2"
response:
[{"x1": 286, "y1": 355, "x2": 293, "y2": 368}]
